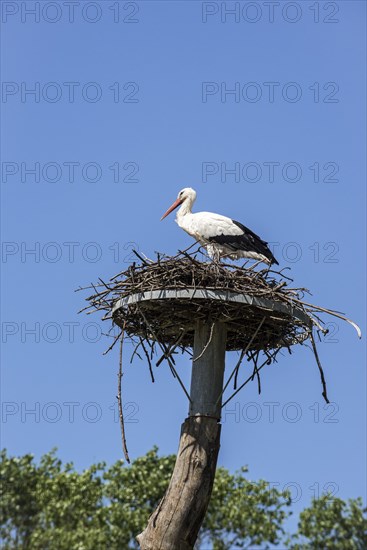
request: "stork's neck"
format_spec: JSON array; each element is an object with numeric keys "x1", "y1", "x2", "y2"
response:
[{"x1": 176, "y1": 198, "x2": 193, "y2": 220}]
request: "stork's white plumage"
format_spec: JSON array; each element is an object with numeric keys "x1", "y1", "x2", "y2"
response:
[{"x1": 161, "y1": 188, "x2": 278, "y2": 265}]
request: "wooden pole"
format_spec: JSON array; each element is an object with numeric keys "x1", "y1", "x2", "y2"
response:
[
  {"x1": 136, "y1": 320, "x2": 227, "y2": 550},
  {"x1": 190, "y1": 320, "x2": 227, "y2": 418}
]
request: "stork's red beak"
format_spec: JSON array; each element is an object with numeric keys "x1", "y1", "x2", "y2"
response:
[{"x1": 160, "y1": 198, "x2": 183, "y2": 220}]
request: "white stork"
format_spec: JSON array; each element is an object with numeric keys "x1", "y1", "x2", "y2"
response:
[{"x1": 161, "y1": 187, "x2": 278, "y2": 265}]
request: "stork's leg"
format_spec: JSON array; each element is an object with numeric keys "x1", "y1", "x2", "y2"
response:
[{"x1": 206, "y1": 244, "x2": 220, "y2": 264}]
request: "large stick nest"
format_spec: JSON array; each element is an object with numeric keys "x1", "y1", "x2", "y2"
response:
[
  {"x1": 114, "y1": 260, "x2": 311, "y2": 352},
  {"x1": 78, "y1": 248, "x2": 360, "y2": 404},
  {"x1": 79, "y1": 247, "x2": 359, "y2": 351}
]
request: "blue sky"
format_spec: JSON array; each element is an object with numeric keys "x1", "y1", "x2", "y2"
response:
[{"x1": 1, "y1": 0, "x2": 366, "y2": 538}]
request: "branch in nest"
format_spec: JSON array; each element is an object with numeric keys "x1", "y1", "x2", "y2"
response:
[
  {"x1": 117, "y1": 330, "x2": 130, "y2": 464},
  {"x1": 221, "y1": 349, "x2": 281, "y2": 409},
  {"x1": 310, "y1": 332, "x2": 330, "y2": 404}
]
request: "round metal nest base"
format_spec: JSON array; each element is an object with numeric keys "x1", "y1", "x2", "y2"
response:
[{"x1": 112, "y1": 288, "x2": 312, "y2": 352}]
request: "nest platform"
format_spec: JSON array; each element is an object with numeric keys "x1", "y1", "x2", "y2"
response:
[
  {"x1": 78, "y1": 248, "x2": 361, "y2": 429},
  {"x1": 112, "y1": 286, "x2": 312, "y2": 352},
  {"x1": 80, "y1": 248, "x2": 345, "y2": 355}
]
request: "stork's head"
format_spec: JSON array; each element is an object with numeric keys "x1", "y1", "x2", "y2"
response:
[{"x1": 160, "y1": 188, "x2": 196, "y2": 220}]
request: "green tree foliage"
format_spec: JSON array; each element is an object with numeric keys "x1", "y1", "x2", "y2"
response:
[
  {"x1": 1, "y1": 448, "x2": 366, "y2": 549},
  {"x1": 0, "y1": 448, "x2": 289, "y2": 549},
  {"x1": 202, "y1": 466, "x2": 291, "y2": 549},
  {"x1": 290, "y1": 495, "x2": 367, "y2": 550},
  {"x1": 0, "y1": 450, "x2": 107, "y2": 549}
]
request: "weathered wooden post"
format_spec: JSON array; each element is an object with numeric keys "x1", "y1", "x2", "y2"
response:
[{"x1": 137, "y1": 320, "x2": 227, "y2": 549}]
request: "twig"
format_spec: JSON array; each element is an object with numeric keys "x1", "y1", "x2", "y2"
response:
[
  {"x1": 233, "y1": 349, "x2": 247, "y2": 390},
  {"x1": 133, "y1": 249, "x2": 150, "y2": 265},
  {"x1": 193, "y1": 322, "x2": 215, "y2": 362},
  {"x1": 291, "y1": 298, "x2": 362, "y2": 339},
  {"x1": 137, "y1": 307, "x2": 192, "y2": 403},
  {"x1": 156, "y1": 331, "x2": 187, "y2": 367},
  {"x1": 139, "y1": 337, "x2": 155, "y2": 383},
  {"x1": 250, "y1": 352, "x2": 262, "y2": 395},
  {"x1": 103, "y1": 330, "x2": 122, "y2": 355},
  {"x1": 310, "y1": 331, "x2": 330, "y2": 404},
  {"x1": 117, "y1": 329, "x2": 130, "y2": 463},
  {"x1": 216, "y1": 316, "x2": 266, "y2": 405},
  {"x1": 221, "y1": 350, "x2": 279, "y2": 409}
]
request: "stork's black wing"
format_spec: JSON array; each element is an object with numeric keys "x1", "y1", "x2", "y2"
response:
[{"x1": 208, "y1": 219, "x2": 279, "y2": 265}]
